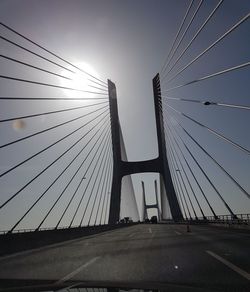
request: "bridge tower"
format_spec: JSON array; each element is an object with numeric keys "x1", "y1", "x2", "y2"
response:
[
  {"x1": 141, "y1": 180, "x2": 161, "y2": 221},
  {"x1": 108, "y1": 74, "x2": 183, "y2": 224}
]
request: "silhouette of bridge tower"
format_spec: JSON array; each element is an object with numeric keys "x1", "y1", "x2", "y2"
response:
[
  {"x1": 108, "y1": 74, "x2": 183, "y2": 224},
  {"x1": 141, "y1": 180, "x2": 161, "y2": 221}
]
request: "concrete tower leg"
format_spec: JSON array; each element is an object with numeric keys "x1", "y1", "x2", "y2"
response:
[
  {"x1": 141, "y1": 181, "x2": 148, "y2": 220},
  {"x1": 154, "y1": 180, "x2": 162, "y2": 221},
  {"x1": 108, "y1": 75, "x2": 183, "y2": 225},
  {"x1": 152, "y1": 74, "x2": 183, "y2": 221},
  {"x1": 108, "y1": 80, "x2": 122, "y2": 225}
]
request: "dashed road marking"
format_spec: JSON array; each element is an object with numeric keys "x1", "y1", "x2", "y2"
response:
[
  {"x1": 206, "y1": 250, "x2": 250, "y2": 281},
  {"x1": 55, "y1": 256, "x2": 100, "y2": 284},
  {"x1": 174, "y1": 231, "x2": 182, "y2": 235},
  {"x1": 149, "y1": 228, "x2": 152, "y2": 233}
]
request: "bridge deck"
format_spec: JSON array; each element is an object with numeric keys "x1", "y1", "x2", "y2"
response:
[{"x1": 0, "y1": 224, "x2": 249, "y2": 291}]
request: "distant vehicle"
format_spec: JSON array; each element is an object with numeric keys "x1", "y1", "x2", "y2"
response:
[
  {"x1": 150, "y1": 216, "x2": 158, "y2": 224},
  {"x1": 124, "y1": 217, "x2": 129, "y2": 223},
  {"x1": 144, "y1": 218, "x2": 150, "y2": 223},
  {"x1": 124, "y1": 217, "x2": 133, "y2": 223}
]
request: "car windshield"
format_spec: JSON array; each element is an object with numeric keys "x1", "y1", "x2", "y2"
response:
[{"x1": 0, "y1": 1, "x2": 249, "y2": 292}]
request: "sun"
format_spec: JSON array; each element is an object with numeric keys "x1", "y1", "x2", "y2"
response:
[{"x1": 59, "y1": 62, "x2": 102, "y2": 99}]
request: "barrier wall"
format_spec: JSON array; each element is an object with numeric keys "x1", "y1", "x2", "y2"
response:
[{"x1": 0, "y1": 223, "x2": 137, "y2": 256}]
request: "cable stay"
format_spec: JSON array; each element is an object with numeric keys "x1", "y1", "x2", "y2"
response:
[
  {"x1": 162, "y1": 12, "x2": 250, "y2": 83},
  {"x1": 9, "y1": 117, "x2": 109, "y2": 232},
  {"x1": 161, "y1": 0, "x2": 204, "y2": 78},
  {"x1": 168, "y1": 140, "x2": 198, "y2": 219},
  {"x1": 1, "y1": 55, "x2": 108, "y2": 92},
  {"x1": 0, "y1": 109, "x2": 109, "y2": 209},
  {"x1": 162, "y1": 101, "x2": 250, "y2": 155},
  {"x1": 0, "y1": 75, "x2": 108, "y2": 95},
  {"x1": 86, "y1": 78, "x2": 108, "y2": 89},
  {"x1": 88, "y1": 84, "x2": 109, "y2": 92},
  {"x1": 94, "y1": 148, "x2": 112, "y2": 225},
  {"x1": 103, "y1": 155, "x2": 113, "y2": 224},
  {"x1": 168, "y1": 142, "x2": 196, "y2": 219},
  {"x1": 165, "y1": 110, "x2": 250, "y2": 199},
  {"x1": 0, "y1": 96, "x2": 108, "y2": 101},
  {"x1": 1, "y1": 55, "x2": 72, "y2": 81},
  {"x1": 79, "y1": 132, "x2": 112, "y2": 227},
  {"x1": 78, "y1": 131, "x2": 112, "y2": 227},
  {"x1": 168, "y1": 150, "x2": 191, "y2": 219},
  {"x1": 170, "y1": 162, "x2": 188, "y2": 220},
  {"x1": 0, "y1": 108, "x2": 109, "y2": 179},
  {"x1": 36, "y1": 122, "x2": 111, "y2": 230},
  {"x1": 173, "y1": 175, "x2": 188, "y2": 219},
  {"x1": 162, "y1": 114, "x2": 217, "y2": 218},
  {"x1": 162, "y1": 62, "x2": 250, "y2": 92},
  {"x1": 160, "y1": 0, "x2": 194, "y2": 74},
  {"x1": 0, "y1": 22, "x2": 107, "y2": 86},
  {"x1": 166, "y1": 130, "x2": 206, "y2": 219},
  {"x1": 0, "y1": 36, "x2": 74, "y2": 74},
  {"x1": 162, "y1": 0, "x2": 224, "y2": 80},
  {"x1": 88, "y1": 143, "x2": 112, "y2": 226},
  {"x1": 162, "y1": 96, "x2": 250, "y2": 110},
  {"x1": 0, "y1": 104, "x2": 109, "y2": 150},
  {"x1": 213, "y1": 102, "x2": 250, "y2": 110},
  {"x1": 166, "y1": 137, "x2": 192, "y2": 219},
  {"x1": 55, "y1": 122, "x2": 111, "y2": 229},
  {"x1": 99, "y1": 153, "x2": 112, "y2": 225},
  {"x1": 165, "y1": 114, "x2": 237, "y2": 218},
  {"x1": 0, "y1": 100, "x2": 108, "y2": 123},
  {"x1": 69, "y1": 129, "x2": 111, "y2": 227}
]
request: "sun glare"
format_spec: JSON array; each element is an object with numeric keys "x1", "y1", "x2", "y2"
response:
[{"x1": 60, "y1": 62, "x2": 101, "y2": 99}]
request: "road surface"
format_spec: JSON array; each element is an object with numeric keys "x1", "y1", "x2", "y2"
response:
[{"x1": 0, "y1": 224, "x2": 249, "y2": 291}]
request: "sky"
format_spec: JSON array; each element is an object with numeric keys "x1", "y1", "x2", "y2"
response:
[{"x1": 0, "y1": 0, "x2": 249, "y2": 230}]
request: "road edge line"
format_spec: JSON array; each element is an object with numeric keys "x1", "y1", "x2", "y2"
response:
[
  {"x1": 206, "y1": 250, "x2": 250, "y2": 281},
  {"x1": 55, "y1": 256, "x2": 101, "y2": 284}
]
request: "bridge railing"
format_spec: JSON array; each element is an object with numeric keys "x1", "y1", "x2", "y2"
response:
[
  {"x1": 0, "y1": 225, "x2": 81, "y2": 235},
  {"x1": 160, "y1": 214, "x2": 250, "y2": 225},
  {"x1": 203, "y1": 214, "x2": 250, "y2": 225},
  {"x1": 0, "y1": 221, "x2": 137, "y2": 235}
]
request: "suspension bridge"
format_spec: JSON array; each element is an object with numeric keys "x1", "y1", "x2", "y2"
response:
[{"x1": 0, "y1": 1, "x2": 249, "y2": 291}]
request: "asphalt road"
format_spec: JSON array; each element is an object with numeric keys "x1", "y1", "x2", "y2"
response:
[{"x1": 0, "y1": 224, "x2": 249, "y2": 291}]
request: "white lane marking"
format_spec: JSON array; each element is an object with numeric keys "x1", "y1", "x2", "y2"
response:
[
  {"x1": 55, "y1": 256, "x2": 100, "y2": 284},
  {"x1": 57, "y1": 282, "x2": 82, "y2": 292},
  {"x1": 128, "y1": 233, "x2": 135, "y2": 237},
  {"x1": 206, "y1": 250, "x2": 250, "y2": 281},
  {"x1": 149, "y1": 228, "x2": 152, "y2": 233},
  {"x1": 175, "y1": 231, "x2": 182, "y2": 235}
]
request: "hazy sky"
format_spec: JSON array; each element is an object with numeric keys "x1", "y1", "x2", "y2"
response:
[{"x1": 0, "y1": 0, "x2": 249, "y2": 230}]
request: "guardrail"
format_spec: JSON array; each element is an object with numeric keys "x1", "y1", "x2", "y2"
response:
[
  {"x1": 0, "y1": 224, "x2": 105, "y2": 235},
  {"x1": 0, "y1": 222, "x2": 137, "y2": 235},
  {"x1": 160, "y1": 214, "x2": 250, "y2": 225},
  {"x1": 0, "y1": 215, "x2": 249, "y2": 234},
  {"x1": 202, "y1": 214, "x2": 250, "y2": 225}
]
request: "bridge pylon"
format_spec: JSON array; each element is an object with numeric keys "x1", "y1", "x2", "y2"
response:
[
  {"x1": 141, "y1": 180, "x2": 161, "y2": 221},
  {"x1": 108, "y1": 74, "x2": 183, "y2": 224}
]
